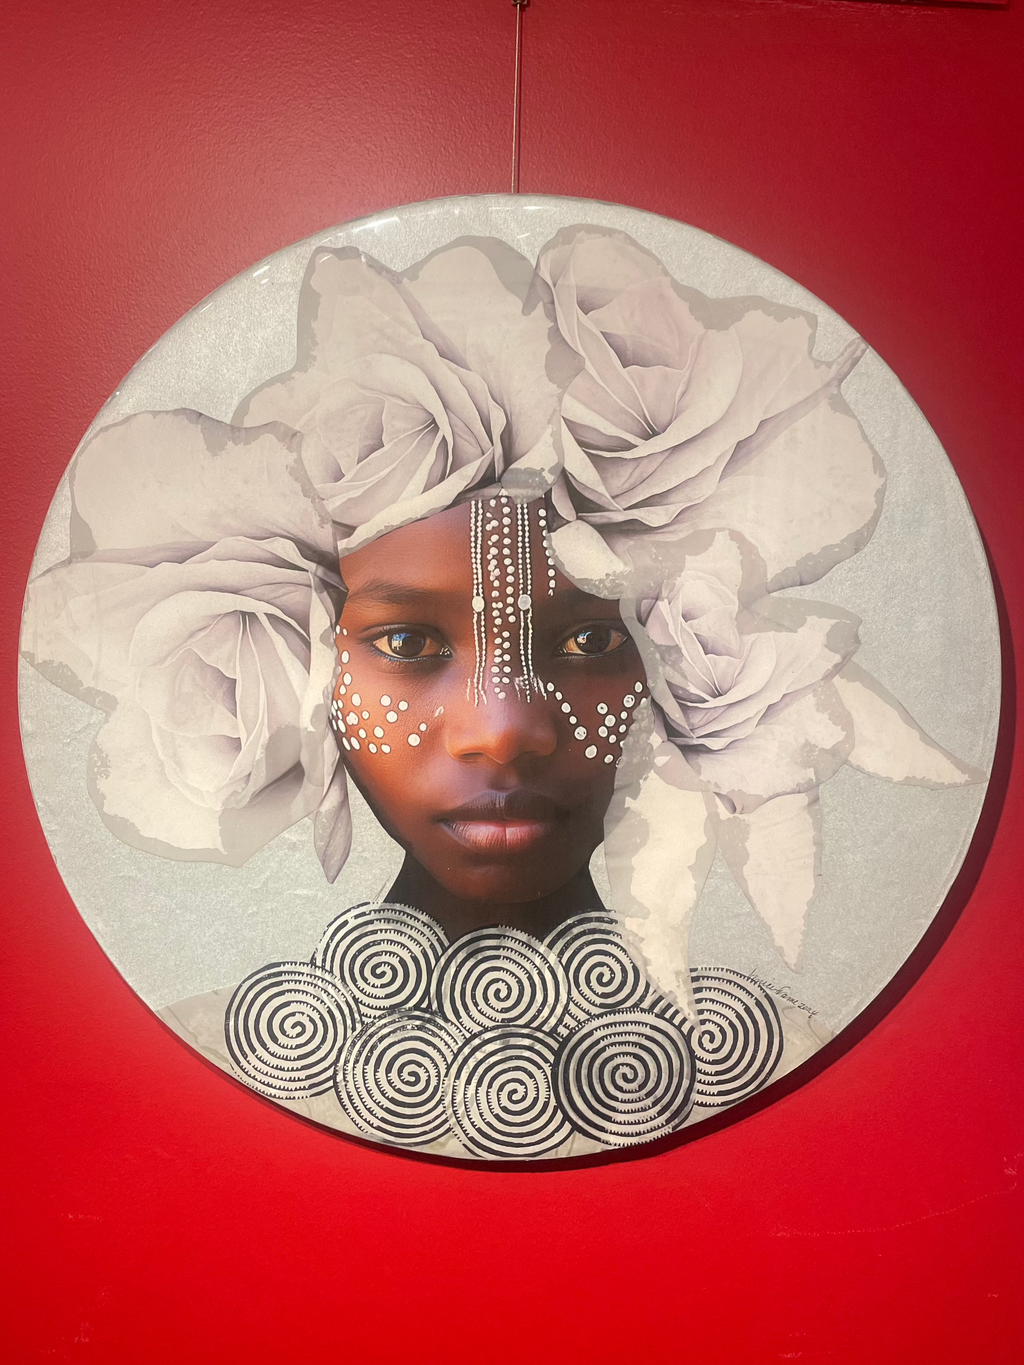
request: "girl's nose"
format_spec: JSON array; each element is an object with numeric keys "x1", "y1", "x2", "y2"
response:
[{"x1": 445, "y1": 689, "x2": 559, "y2": 766}]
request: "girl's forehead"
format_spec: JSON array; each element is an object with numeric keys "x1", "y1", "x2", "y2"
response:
[
  {"x1": 339, "y1": 501, "x2": 622, "y2": 622},
  {"x1": 340, "y1": 502, "x2": 475, "y2": 592}
]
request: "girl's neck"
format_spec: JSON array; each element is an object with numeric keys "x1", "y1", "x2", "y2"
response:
[{"x1": 385, "y1": 855, "x2": 602, "y2": 942}]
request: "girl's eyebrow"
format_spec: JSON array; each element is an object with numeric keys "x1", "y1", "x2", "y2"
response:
[
  {"x1": 344, "y1": 579, "x2": 462, "y2": 609},
  {"x1": 346, "y1": 578, "x2": 623, "y2": 613}
]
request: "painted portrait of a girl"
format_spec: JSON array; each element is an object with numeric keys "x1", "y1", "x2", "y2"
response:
[{"x1": 20, "y1": 214, "x2": 991, "y2": 1160}]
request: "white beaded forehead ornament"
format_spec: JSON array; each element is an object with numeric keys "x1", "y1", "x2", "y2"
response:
[
  {"x1": 470, "y1": 495, "x2": 546, "y2": 704},
  {"x1": 330, "y1": 494, "x2": 646, "y2": 760}
]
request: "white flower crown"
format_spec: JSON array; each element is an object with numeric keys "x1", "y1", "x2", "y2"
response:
[{"x1": 21, "y1": 226, "x2": 983, "y2": 1011}]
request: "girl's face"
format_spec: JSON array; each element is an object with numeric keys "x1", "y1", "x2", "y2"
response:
[{"x1": 332, "y1": 499, "x2": 646, "y2": 906}]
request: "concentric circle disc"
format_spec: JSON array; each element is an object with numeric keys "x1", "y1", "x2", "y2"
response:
[
  {"x1": 555, "y1": 1009, "x2": 695, "y2": 1144},
  {"x1": 446, "y1": 1026, "x2": 572, "y2": 1159},
  {"x1": 689, "y1": 970, "x2": 784, "y2": 1107},
  {"x1": 225, "y1": 961, "x2": 361, "y2": 1099},
  {"x1": 545, "y1": 910, "x2": 648, "y2": 1030},
  {"x1": 314, "y1": 901, "x2": 448, "y2": 1018},
  {"x1": 336, "y1": 1009, "x2": 463, "y2": 1147},
  {"x1": 431, "y1": 926, "x2": 568, "y2": 1035}
]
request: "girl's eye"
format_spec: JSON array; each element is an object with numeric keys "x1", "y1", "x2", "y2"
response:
[
  {"x1": 560, "y1": 624, "x2": 628, "y2": 657},
  {"x1": 371, "y1": 630, "x2": 448, "y2": 660}
]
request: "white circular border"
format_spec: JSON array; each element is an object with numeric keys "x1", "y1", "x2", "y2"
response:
[{"x1": 19, "y1": 195, "x2": 999, "y2": 1046}]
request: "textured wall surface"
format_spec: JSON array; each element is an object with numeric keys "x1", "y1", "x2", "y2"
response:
[{"x1": 3, "y1": 1, "x2": 1022, "y2": 1361}]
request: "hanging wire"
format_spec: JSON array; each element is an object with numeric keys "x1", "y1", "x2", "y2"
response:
[{"x1": 511, "y1": 0, "x2": 528, "y2": 193}]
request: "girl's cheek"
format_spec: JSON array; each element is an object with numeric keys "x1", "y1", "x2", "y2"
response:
[
  {"x1": 539, "y1": 674, "x2": 649, "y2": 766},
  {"x1": 329, "y1": 626, "x2": 435, "y2": 757}
]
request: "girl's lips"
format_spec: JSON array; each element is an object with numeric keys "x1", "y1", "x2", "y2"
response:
[{"x1": 442, "y1": 818, "x2": 557, "y2": 854}]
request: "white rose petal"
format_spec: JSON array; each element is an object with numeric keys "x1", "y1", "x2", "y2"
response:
[
  {"x1": 69, "y1": 409, "x2": 331, "y2": 556},
  {"x1": 603, "y1": 738, "x2": 717, "y2": 1015},
  {"x1": 714, "y1": 790, "x2": 821, "y2": 969},
  {"x1": 833, "y1": 661, "x2": 986, "y2": 788},
  {"x1": 627, "y1": 531, "x2": 858, "y2": 808},
  {"x1": 680, "y1": 682, "x2": 854, "y2": 813},
  {"x1": 657, "y1": 394, "x2": 886, "y2": 593}
]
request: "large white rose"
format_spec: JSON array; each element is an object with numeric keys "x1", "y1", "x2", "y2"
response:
[
  {"x1": 531, "y1": 226, "x2": 886, "y2": 593},
  {"x1": 235, "y1": 239, "x2": 581, "y2": 551},
  {"x1": 634, "y1": 529, "x2": 858, "y2": 811},
  {"x1": 22, "y1": 410, "x2": 351, "y2": 876}
]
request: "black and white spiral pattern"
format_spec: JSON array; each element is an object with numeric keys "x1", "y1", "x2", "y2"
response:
[
  {"x1": 431, "y1": 926, "x2": 568, "y2": 1034},
  {"x1": 545, "y1": 911, "x2": 648, "y2": 1030},
  {"x1": 555, "y1": 1009, "x2": 695, "y2": 1144},
  {"x1": 446, "y1": 1027, "x2": 573, "y2": 1159},
  {"x1": 689, "y1": 969, "x2": 783, "y2": 1106},
  {"x1": 225, "y1": 961, "x2": 361, "y2": 1099},
  {"x1": 336, "y1": 1010, "x2": 464, "y2": 1147},
  {"x1": 313, "y1": 902, "x2": 448, "y2": 1018}
]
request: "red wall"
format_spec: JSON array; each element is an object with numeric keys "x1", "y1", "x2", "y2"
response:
[{"x1": 3, "y1": 2, "x2": 1022, "y2": 1361}]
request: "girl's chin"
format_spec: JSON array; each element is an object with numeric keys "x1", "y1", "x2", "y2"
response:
[{"x1": 425, "y1": 857, "x2": 575, "y2": 908}]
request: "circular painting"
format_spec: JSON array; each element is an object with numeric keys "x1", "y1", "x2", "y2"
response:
[{"x1": 19, "y1": 195, "x2": 999, "y2": 1161}]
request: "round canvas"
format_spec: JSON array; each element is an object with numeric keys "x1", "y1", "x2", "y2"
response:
[{"x1": 19, "y1": 194, "x2": 999, "y2": 1162}]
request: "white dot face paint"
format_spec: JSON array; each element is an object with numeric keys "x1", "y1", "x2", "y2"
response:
[
  {"x1": 331, "y1": 511, "x2": 647, "y2": 775},
  {"x1": 332, "y1": 636, "x2": 440, "y2": 764},
  {"x1": 526, "y1": 676, "x2": 650, "y2": 767}
]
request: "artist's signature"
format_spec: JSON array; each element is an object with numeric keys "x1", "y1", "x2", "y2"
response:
[{"x1": 749, "y1": 976, "x2": 817, "y2": 1017}]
